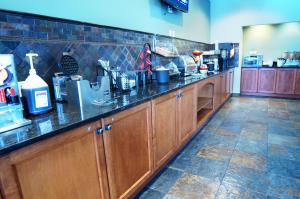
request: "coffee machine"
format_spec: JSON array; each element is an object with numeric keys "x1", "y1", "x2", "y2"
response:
[
  {"x1": 202, "y1": 51, "x2": 219, "y2": 72},
  {"x1": 219, "y1": 43, "x2": 239, "y2": 70},
  {"x1": 202, "y1": 43, "x2": 239, "y2": 72},
  {"x1": 219, "y1": 48, "x2": 229, "y2": 71}
]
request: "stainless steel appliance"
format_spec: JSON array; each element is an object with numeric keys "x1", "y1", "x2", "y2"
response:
[
  {"x1": 177, "y1": 55, "x2": 198, "y2": 76},
  {"x1": 117, "y1": 73, "x2": 130, "y2": 91},
  {"x1": 66, "y1": 77, "x2": 112, "y2": 107},
  {"x1": 243, "y1": 55, "x2": 263, "y2": 67},
  {"x1": 218, "y1": 43, "x2": 239, "y2": 70},
  {"x1": 202, "y1": 51, "x2": 220, "y2": 71},
  {"x1": 207, "y1": 62, "x2": 215, "y2": 73},
  {"x1": 54, "y1": 54, "x2": 113, "y2": 107},
  {"x1": 53, "y1": 54, "x2": 83, "y2": 102},
  {"x1": 283, "y1": 51, "x2": 300, "y2": 66},
  {"x1": 277, "y1": 58, "x2": 286, "y2": 67},
  {"x1": 52, "y1": 72, "x2": 68, "y2": 102}
]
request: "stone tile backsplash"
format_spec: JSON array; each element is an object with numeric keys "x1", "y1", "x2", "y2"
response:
[{"x1": 0, "y1": 10, "x2": 210, "y2": 86}]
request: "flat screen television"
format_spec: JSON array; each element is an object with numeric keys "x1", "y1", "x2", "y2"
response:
[{"x1": 162, "y1": 0, "x2": 189, "y2": 13}]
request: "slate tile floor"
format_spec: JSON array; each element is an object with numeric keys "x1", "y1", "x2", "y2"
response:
[{"x1": 135, "y1": 97, "x2": 300, "y2": 199}]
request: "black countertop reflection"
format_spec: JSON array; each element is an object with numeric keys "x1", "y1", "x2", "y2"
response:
[{"x1": 0, "y1": 71, "x2": 227, "y2": 156}]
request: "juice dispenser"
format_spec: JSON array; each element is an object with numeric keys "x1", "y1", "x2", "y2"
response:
[{"x1": 0, "y1": 54, "x2": 31, "y2": 133}]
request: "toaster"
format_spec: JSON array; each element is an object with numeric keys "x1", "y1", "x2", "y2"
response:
[{"x1": 177, "y1": 55, "x2": 198, "y2": 76}]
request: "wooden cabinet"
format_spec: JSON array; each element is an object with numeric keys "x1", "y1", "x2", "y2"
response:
[
  {"x1": 241, "y1": 68, "x2": 258, "y2": 93},
  {"x1": 275, "y1": 69, "x2": 296, "y2": 94},
  {"x1": 221, "y1": 73, "x2": 227, "y2": 101},
  {"x1": 218, "y1": 70, "x2": 232, "y2": 102},
  {"x1": 241, "y1": 68, "x2": 300, "y2": 97},
  {"x1": 177, "y1": 85, "x2": 197, "y2": 145},
  {"x1": 295, "y1": 70, "x2": 300, "y2": 94},
  {"x1": 0, "y1": 73, "x2": 234, "y2": 199},
  {"x1": 102, "y1": 102, "x2": 153, "y2": 199},
  {"x1": 152, "y1": 92, "x2": 177, "y2": 169},
  {"x1": 225, "y1": 70, "x2": 234, "y2": 98},
  {"x1": 196, "y1": 78, "x2": 214, "y2": 128},
  {"x1": 258, "y1": 68, "x2": 277, "y2": 93},
  {"x1": 152, "y1": 85, "x2": 196, "y2": 169},
  {"x1": 213, "y1": 75, "x2": 222, "y2": 109},
  {"x1": 0, "y1": 124, "x2": 109, "y2": 199},
  {"x1": 228, "y1": 70, "x2": 234, "y2": 94}
]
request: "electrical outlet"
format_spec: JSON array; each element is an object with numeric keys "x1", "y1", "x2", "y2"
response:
[{"x1": 169, "y1": 30, "x2": 175, "y2": 37}]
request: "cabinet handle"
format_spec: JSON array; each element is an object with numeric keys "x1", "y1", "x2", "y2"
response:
[
  {"x1": 180, "y1": 93, "x2": 184, "y2": 98},
  {"x1": 96, "y1": 128, "x2": 103, "y2": 135},
  {"x1": 105, "y1": 124, "x2": 112, "y2": 131},
  {"x1": 176, "y1": 93, "x2": 181, "y2": 99}
]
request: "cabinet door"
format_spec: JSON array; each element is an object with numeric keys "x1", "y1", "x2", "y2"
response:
[
  {"x1": 0, "y1": 124, "x2": 109, "y2": 199},
  {"x1": 229, "y1": 70, "x2": 234, "y2": 94},
  {"x1": 241, "y1": 68, "x2": 258, "y2": 93},
  {"x1": 225, "y1": 72, "x2": 230, "y2": 96},
  {"x1": 275, "y1": 69, "x2": 296, "y2": 94},
  {"x1": 152, "y1": 92, "x2": 177, "y2": 169},
  {"x1": 225, "y1": 70, "x2": 234, "y2": 98},
  {"x1": 103, "y1": 102, "x2": 153, "y2": 199},
  {"x1": 295, "y1": 70, "x2": 300, "y2": 95},
  {"x1": 258, "y1": 68, "x2": 276, "y2": 93},
  {"x1": 178, "y1": 85, "x2": 197, "y2": 145},
  {"x1": 214, "y1": 75, "x2": 222, "y2": 109},
  {"x1": 221, "y1": 73, "x2": 227, "y2": 102}
]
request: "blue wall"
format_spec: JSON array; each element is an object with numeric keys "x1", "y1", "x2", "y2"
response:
[
  {"x1": 210, "y1": 0, "x2": 300, "y2": 93},
  {"x1": 211, "y1": 0, "x2": 300, "y2": 43},
  {"x1": 0, "y1": 0, "x2": 210, "y2": 43},
  {"x1": 243, "y1": 22, "x2": 300, "y2": 62}
]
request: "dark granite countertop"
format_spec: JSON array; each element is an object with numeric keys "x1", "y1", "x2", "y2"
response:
[{"x1": 0, "y1": 71, "x2": 229, "y2": 156}]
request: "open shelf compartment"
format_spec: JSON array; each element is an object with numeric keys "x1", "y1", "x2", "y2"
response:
[
  {"x1": 196, "y1": 82, "x2": 214, "y2": 128},
  {"x1": 197, "y1": 109, "x2": 213, "y2": 127},
  {"x1": 197, "y1": 97, "x2": 212, "y2": 112}
]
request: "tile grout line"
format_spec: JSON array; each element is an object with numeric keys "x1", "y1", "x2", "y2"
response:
[{"x1": 214, "y1": 120, "x2": 241, "y2": 198}]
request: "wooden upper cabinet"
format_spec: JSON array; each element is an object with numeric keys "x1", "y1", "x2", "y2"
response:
[
  {"x1": 102, "y1": 102, "x2": 153, "y2": 199},
  {"x1": 258, "y1": 68, "x2": 277, "y2": 93},
  {"x1": 275, "y1": 69, "x2": 296, "y2": 94},
  {"x1": 0, "y1": 124, "x2": 109, "y2": 199},
  {"x1": 152, "y1": 91, "x2": 177, "y2": 169},
  {"x1": 177, "y1": 85, "x2": 197, "y2": 145},
  {"x1": 295, "y1": 70, "x2": 300, "y2": 95},
  {"x1": 241, "y1": 68, "x2": 258, "y2": 93}
]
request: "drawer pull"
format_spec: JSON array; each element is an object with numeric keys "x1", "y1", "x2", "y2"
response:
[
  {"x1": 105, "y1": 124, "x2": 112, "y2": 131},
  {"x1": 96, "y1": 128, "x2": 103, "y2": 135}
]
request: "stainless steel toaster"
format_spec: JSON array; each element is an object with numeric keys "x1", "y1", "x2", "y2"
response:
[{"x1": 177, "y1": 55, "x2": 198, "y2": 76}]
